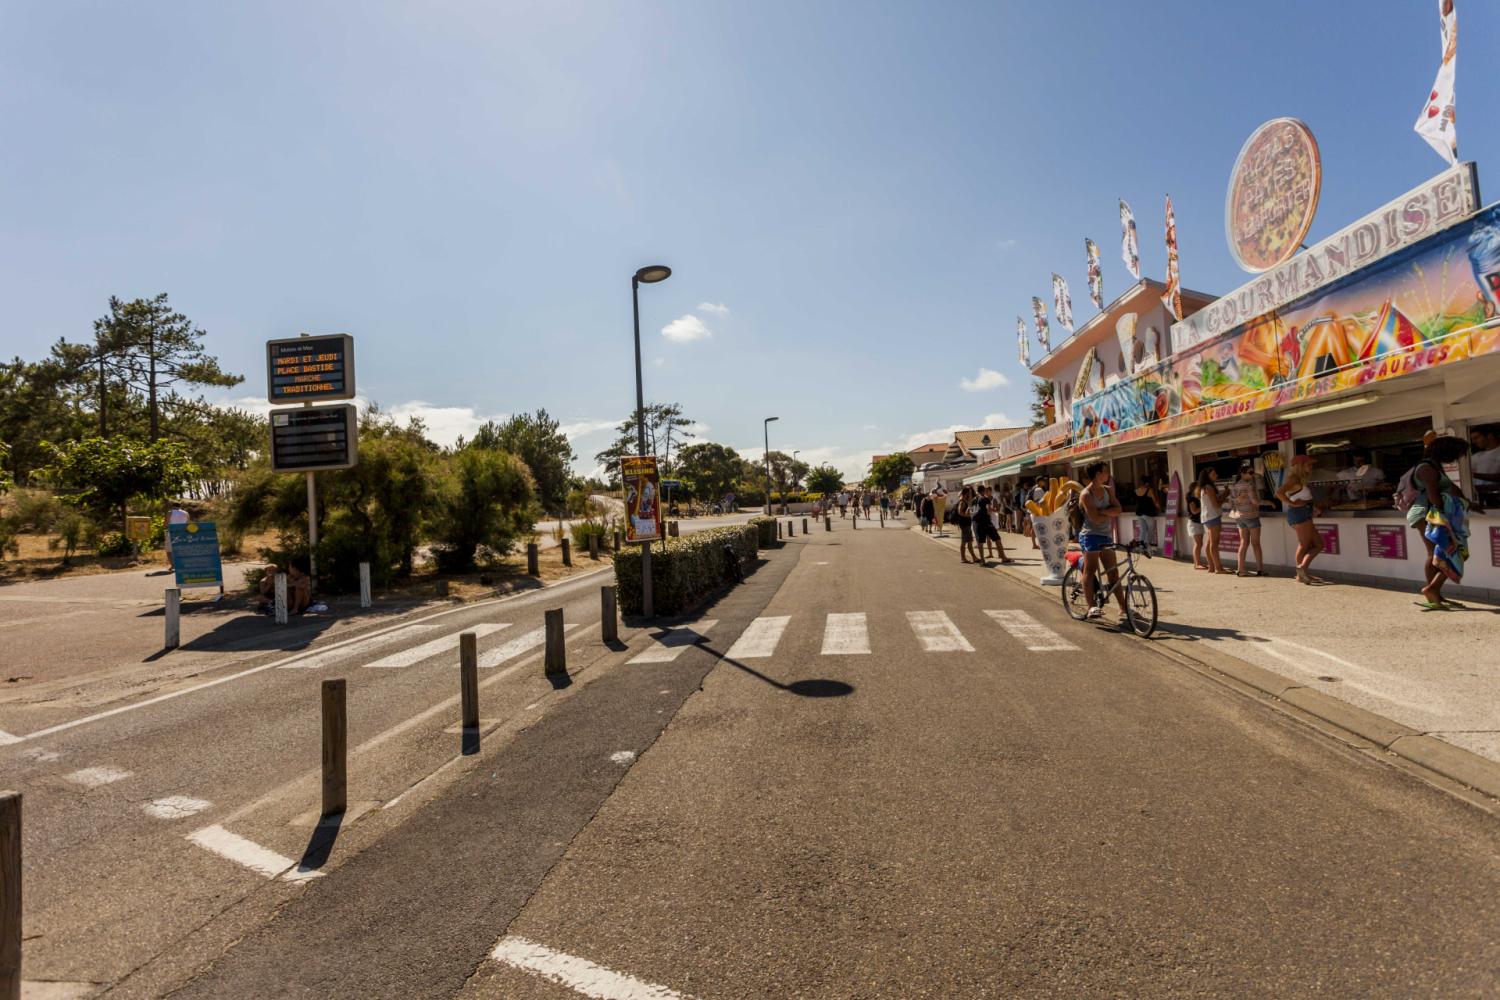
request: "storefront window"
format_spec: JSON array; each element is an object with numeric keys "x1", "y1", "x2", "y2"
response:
[{"x1": 1294, "y1": 416, "x2": 1431, "y2": 511}]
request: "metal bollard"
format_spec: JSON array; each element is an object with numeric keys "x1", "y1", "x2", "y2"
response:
[
  {"x1": 321, "y1": 679, "x2": 347, "y2": 818},
  {"x1": 459, "y1": 633, "x2": 478, "y2": 730},
  {"x1": 359, "y1": 562, "x2": 372, "y2": 608},
  {"x1": 1, "y1": 791, "x2": 18, "y2": 1000},
  {"x1": 589, "y1": 533, "x2": 600, "y2": 560},
  {"x1": 601, "y1": 585, "x2": 618, "y2": 643},
  {"x1": 274, "y1": 573, "x2": 288, "y2": 626},
  {"x1": 544, "y1": 608, "x2": 567, "y2": 679},
  {"x1": 560, "y1": 538, "x2": 572, "y2": 567},
  {"x1": 164, "y1": 588, "x2": 181, "y2": 650},
  {"x1": 527, "y1": 542, "x2": 539, "y2": 576}
]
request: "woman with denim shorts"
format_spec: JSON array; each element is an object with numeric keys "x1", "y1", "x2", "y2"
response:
[
  {"x1": 1229, "y1": 460, "x2": 1270, "y2": 576},
  {"x1": 1079, "y1": 461, "x2": 1129, "y2": 621},
  {"x1": 1276, "y1": 455, "x2": 1324, "y2": 584}
]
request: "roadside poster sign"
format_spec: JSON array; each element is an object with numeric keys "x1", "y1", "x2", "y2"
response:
[
  {"x1": 266, "y1": 334, "x2": 355, "y2": 403},
  {"x1": 621, "y1": 456, "x2": 661, "y2": 543},
  {"x1": 270, "y1": 404, "x2": 358, "y2": 472},
  {"x1": 1165, "y1": 470, "x2": 1182, "y2": 517},
  {"x1": 124, "y1": 515, "x2": 152, "y2": 541},
  {"x1": 169, "y1": 521, "x2": 224, "y2": 589}
]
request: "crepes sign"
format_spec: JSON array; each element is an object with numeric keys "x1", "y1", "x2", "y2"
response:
[{"x1": 1225, "y1": 118, "x2": 1322, "y2": 273}]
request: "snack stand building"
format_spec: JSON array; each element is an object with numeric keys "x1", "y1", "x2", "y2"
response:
[{"x1": 1024, "y1": 162, "x2": 1500, "y2": 598}]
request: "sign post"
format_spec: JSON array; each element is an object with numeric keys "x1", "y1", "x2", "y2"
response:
[{"x1": 267, "y1": 334, "x2": 357, "y2": 595}]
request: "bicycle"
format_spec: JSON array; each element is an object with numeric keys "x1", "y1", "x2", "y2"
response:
[{"x1": 1060, "y1": 540, "x2": 1158, "y2": 638}]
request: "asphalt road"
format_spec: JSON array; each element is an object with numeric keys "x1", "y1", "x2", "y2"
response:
[{"x1": 11, "y1": 513, "x2": 1500, "y2": 997}]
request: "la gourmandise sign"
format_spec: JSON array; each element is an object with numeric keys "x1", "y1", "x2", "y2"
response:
[{"x1": 266, "y1": 334, "x2": 355, "y2": 403}]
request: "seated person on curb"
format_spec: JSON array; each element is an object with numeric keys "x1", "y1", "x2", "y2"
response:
[
  {"x1": 1079, "y1": 461, "x2": 1129, "y2": 622},
  {"x1": 258, "y1": 562, "x2": 312, "y2": 615}
]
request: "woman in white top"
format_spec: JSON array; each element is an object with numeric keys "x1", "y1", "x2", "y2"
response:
[{"x1": 1195, "y1": 467, "x2": 1230, "y2": 575}]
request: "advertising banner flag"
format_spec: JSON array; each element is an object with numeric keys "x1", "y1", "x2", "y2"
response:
[
  {"x1": 1016, "y1": 316, "x2": 1030, "y2": 366},
  {"x1": 1119, "y1": 200, "x2": 1141, "y2": 279},
  {"x1": 1161, "y1": 195, "x2": 1183, "y2": 321},
  {"x1": 1051, "y1": 274, "x2": 1074, "y2": 333},
  {"x1": 1031, "y1": 297, "x2": 1051, "y2": 352},
  {"x1": 621, "y1": 455, "x2": 662, "y2": 543},
  {"x1": 1414, "y1": 0, "x2": 1458, "y2": 165},
  {"x1": 1115, "y1": 312, "x2": 1139, "y2": 374},
  {"x1": 1085, "y1": 238, "x2": 1104, "y2": 309}
]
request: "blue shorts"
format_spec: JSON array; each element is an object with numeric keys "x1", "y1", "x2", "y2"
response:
[
  {"x1": 1079, "y1": 532, "x2": 1112, "y2": 553},
  {"x1": 1286, "y1": 505, "x2": 1313, "y2": 526},
  {"x1": 1202, "y1": 516, "x2": 1222, "y2": 529},
  {"x1": 1238, "y1": 517, "x2": 1261, "y2": 530}
]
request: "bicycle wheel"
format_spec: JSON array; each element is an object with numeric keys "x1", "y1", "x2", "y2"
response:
[
  {"x1": 1061, "y1": 564, "x2": 1090, "y2": 620},
  {"x1": 1124, "y1": 573, "x2": 1158, "y2": 638}
]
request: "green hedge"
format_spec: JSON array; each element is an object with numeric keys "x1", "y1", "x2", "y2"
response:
[
  {"x1": 612, "y1": 524, "x2": 758, "y2": 616},
  {"x1": 748, "y1": 515, "x2": 781, "y2": 547}
]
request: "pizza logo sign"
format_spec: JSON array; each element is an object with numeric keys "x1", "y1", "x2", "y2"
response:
[{"x1": 1225, "y1": 118, "x2": 1322, "y2": 273}]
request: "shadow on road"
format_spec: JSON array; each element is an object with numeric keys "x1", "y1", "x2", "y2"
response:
[
  {"x1": 296, "y1": 813, "x2": 344, "y2": 874},
  {"x1": 1155, "y1": 622, "x2": 1272, "y2": 644}
]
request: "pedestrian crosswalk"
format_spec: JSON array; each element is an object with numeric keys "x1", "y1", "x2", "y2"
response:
[{"x1": 628, "y1": 620, "x2": 718, "y2": 664}]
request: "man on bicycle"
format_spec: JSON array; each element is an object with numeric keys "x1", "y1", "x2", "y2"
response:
[{"x1": 1080, "y1": 461, "x2": 1129, "y2": 622}]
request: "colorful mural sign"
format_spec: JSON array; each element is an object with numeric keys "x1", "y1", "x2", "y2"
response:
[
  {"x1": 1367, "y1": 525, "x2": 1409, "y2": 560},
  {"x1": 1070, "y1": 202, "x2": 1500, "y2": 449},
  {"x1": 1226, "y1": 118, "x2": 1322, "y2": 273}
]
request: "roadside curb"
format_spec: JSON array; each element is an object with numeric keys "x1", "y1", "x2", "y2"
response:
[{"x1": 909, "y1": 524, "x2": 1500, "y2": 808}]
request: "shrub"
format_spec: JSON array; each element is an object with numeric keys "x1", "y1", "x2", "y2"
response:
[
  {"x1": 9, "y1": 489, "x2": 64, "y2": 534},
  {"x1": 748, "y1": 515, "x2": 781, "y2": 547},
  {"x1": 570, "y1": 518, "x2": 613, "y2": 552},
  {"x1": 431, "y1": 448, "x2": 536, "y2": 572},
  {"x1": 96, "y1": 531, "x2": 133, "y2": 558},
  {"x1": 612, "y1": 524, "x2": 758, "y2": 616},
  {"x1": 49, "y1": 511, "x2": 89, "y2": 564}
]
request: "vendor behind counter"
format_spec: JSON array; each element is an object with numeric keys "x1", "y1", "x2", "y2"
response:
[{"x1": 1296, "y1": 416, "x2": 1432, "y2": 512}]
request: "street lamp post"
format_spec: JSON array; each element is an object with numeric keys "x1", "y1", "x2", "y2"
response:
[
  {"x1": 633, "y1": 264, "x2": 671, "y2": 619},
  {"x1": 763, "y1": 416, "x2": 779, "y2": 515},
  {"x1": 791, "y1": 451, "x2": 800, "y2": 514}
]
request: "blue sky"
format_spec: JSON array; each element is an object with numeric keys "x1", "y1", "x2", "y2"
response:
[{"x1": 4, "y1": 1, "x2": 1496, "y2": 478}]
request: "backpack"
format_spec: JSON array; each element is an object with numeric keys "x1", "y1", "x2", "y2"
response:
[{"x1": 1394, "y1": 460, "x2": 1434, "y2": 511}]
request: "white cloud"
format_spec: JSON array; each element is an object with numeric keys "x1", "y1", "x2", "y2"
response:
[
  {"x1": 696, "y1": 301, "x2": 730, "y2": 316},
  {"x1": 996, "y1": 238, "x2": 1018, "y2": 250},
  {"x1": 685, "y1": 421, "x2": 711, "y2": 436},
  {"x1": 661, "y1": 315, "x2": 712, "y2": 343},
  {"x1": 557, "y1": 418, "x2": 618, "y2": 439},
  {"x1": 861, "y1": 423, "x2": 879, "y2": 431},
  {"x1": 960, "y1": 367, "x2": 1009, "y2": 392},
  {"x1": 982, "y1": 412, "x2": 1015, "y2": 426},
  {"x1": 651, "y1": 357, "x2": 665, "y2": 367},
  {"x1": 385, "y1": 400, "x2": 507, "y2": 447}
]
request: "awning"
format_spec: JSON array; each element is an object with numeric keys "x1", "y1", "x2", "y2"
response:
[{"x1": 964, "y1": 455, "x2": 1036, "y2": 484}]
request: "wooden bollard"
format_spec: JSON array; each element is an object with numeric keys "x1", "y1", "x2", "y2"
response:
[
  {"x1": 776, "y1": 520, "x2": 782, "y2": 539},
  {"x1": 824, "y1": 515, "x2": 831, "y2": 531},
  {"x1": 787, "y1": 520, "x2": 794, "y2": 537},
  {"x1": 359, "y1": 562, "x2": 372, "y2": 608},
  {"x1": 435, "y1": 579, "x2": 450, "y2": 598},
  {"x1": 668, "y1": 521, "x2": 680, "y2": 538},
  {"x1": 527, "y1": 542, "x2": 539, "y2": 575},
  {"x1": 459, "y1": 633, "x2": 479, "y2": 729},
  {"x1": 601, "y1": 585, "x2": 618, "y2": 643},
  {"x1": 803, "y1": 517, "x2": 809, "y2": 534},
  {"x1": 321, "y1": 679, "x2": 347, "y2": 818},
  {"x1": 589, "y1": 533, "x2": 600, "y2": 560},
  {"x1": 613, "y1": 530, "x2": 622, "y2": 553},
  {"x1": 164, "y1": 588, "x2": 181, "y2": 650},
  {"x1": 544, "y1": 609, "x2": 567, "y2": 679},
  {"x1": 560, "y1": 538, "x2": 572, "y2": 567},
  {"x1": 274, "y1": 572, "x2": 288, "y2": 625},
  {"x1": 1, "y1": 791, "x2": 18, "y2": 1000}
]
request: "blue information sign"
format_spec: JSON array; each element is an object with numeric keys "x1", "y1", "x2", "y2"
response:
[
  {"x1": 169, "y1": 521, "x2": 225, "y2": 589},
  {"x1": 661, "y1": 479, "x2": 683, "y2": 489}
]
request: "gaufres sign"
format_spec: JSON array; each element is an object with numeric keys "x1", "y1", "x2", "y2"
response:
[{"x1": 1174, "y1": 162, "x2": 1479, "y2": 352}]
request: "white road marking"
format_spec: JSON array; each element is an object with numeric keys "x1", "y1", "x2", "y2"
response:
[
  {"x1": 628, "y1": 620, "x2": 718, "y2": 664},
  {"x1": 479, "y1": 623, "x2": 579, "y2": 668},
  {"x1": 821, "y1": 613, "x2": 870, "y2": 655},
  {"x1": 187, "y1": 824, "x2": 323, "y2": 881},
  {"x1": 278, "y1": 622, "x2": 447, "y2": 669},
  {"x1": 21, "y1": 747, "x2": 59, "y2": 762},
  {"x1": 724, "y1": 615, "x2": 790, "y2": 659},
  {"x1": 366, "y1": 623, "x2": 510, "y2": 668},
  {"x1": 984, "y1": 610, "x2": 1079, "y2": 652},
  {"x1": 65, "y1": 766, "x2": 131, "y2": 787},
  {"x1": 609, "y1": 750, "x2": 637, "y2": 765},
  {"x1": 0, "y1": 730, "x2": 21, "y2": 746},
  {"x1": 906, "y1": 611, "x2": 974, "y2": 652},
  {"x1": 491, "y1": 936, "x2": 697, "y2": 1000},
  {"x1": 143, "y1": 796, "x2": 212, "y2": 820}
]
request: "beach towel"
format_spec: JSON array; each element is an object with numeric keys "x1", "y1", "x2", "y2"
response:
[{"x1": 1424, "y1": 493, "x2": 1470, "y2": 582}]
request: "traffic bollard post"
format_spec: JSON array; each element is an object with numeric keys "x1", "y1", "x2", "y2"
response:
[
  {"x1": 274, "y1": 572, "x2": 288, "y2": 625},
  {"x1": 613, "y1": 530, "x2": 622, "y2": 552},
  {"x1": 803, "y1": 517, "x2": 809, "y2": 534},
  {"x1": 527, "y1": 542, "x2": 539, "y2": 576},
  {"x1": 601, "y1": 585, "x2": 618, "y2": 643},
  {"x1": 164, "y1": 588, "x2": 181, "y2": 650},
  {"x1": 560, "y1": 538, "x2": 572, "y2": 567},
  {"x1": 321, "y1": 679, "x2": 347, "y2": 818},
  {"x1": 544, "y1": 609, "x2": 567, "y2": 679},
  {"x1": 459, "y1": 633, "x2": 478, "y2": 730},
  {"x1": 1, "y1": 791, "x2": 19, "y2": 1000},
  {"x1": 824, "y1": 515, "x2": 831, "y2": 531},
  {"x1": 359, "y1": 562, "x2": 372, "y2": 608},
  {"x1": 589, "y1": 533, "x2": 599, "y2": 560}
]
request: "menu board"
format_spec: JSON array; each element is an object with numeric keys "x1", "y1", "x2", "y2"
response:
[
  {"x1": 1162, "y1": 520, "x2": 1176, "y2": 560},
  {"x1": 621, "y1": 456, "x2": 661, "y2": 543},
  {"x1": 1265, "y1": 421, "x2": 1292, "y2": 443},
  {"x1": 1366, "y1": 525, "x2": 1408, "y2": 560},
  {"x1": 1315, "y1": 523, "x2": 1340, "y2": 555},
  {"x1": 266, "y1": 334, "x2": 355, "y2": 403},
  {"x1": 1218, "y1": 524, "x2": 1241, "y2": 553},
  {"x1": 270, "y1": 404, "x2": 358, "y2": 472},
  {"x1": 1490, "y1": 527, "x2": 1500, "y2": 568},
  {"x1": 1165, "y1": 471, "x2": 1182, "y2": 517}
]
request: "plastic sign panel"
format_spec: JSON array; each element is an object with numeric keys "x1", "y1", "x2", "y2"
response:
[
  {"x1": 621, "y1": 456, "x2": 661, "y2": 543},
  {"x1": 270, "y1": 403, "x2": 358, "y2": 472},
  {"x1": 1226, "y1": 118, "x2": 1322, "y2": 273},
  {"x1": 266, "y1": 334, "x2": 355, "y2": 403},
  {"x1": 169, "y1": 521, "x2": 224, "y2": 589}
]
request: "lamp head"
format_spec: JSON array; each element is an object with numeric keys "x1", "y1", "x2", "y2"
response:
[
  {"x1": 765, "y1": 416, "x2": 779, "y2": 424},
  {"x1": 634, "y1": 265, "x2": 672, "y2": 284}
]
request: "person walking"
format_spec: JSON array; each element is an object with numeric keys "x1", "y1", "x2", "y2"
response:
[
  {"x1": 1229, "y1": 460, "x2": 1270, "y2": 576},
  {"x1": 921, "y1": 491, "x2": 935, "y2": 534},
  {"x1": 1079, "y1": 462, "x2": 1130, "y2": 621},
  {"x1": 954, "y1": 486, "x2": 978, "y2": 563},
  {"x1": 931, "y1": 484, "x2": 948, "y2": 536},
  {"x1": 974, "y1": 485, "x2": 1012, "y2": 565},
  {"x1": 164, "y1": 502, "x2": 190, "y2": 569},
  {"x1": 1276, "y1": 455, "x2": 1324, "y2": 585},
  {"x1": 1403, "y1": 434, "x2": 1473, "y2": 608},
  {"x1": 1197, "y1": 467, "x2": 1230, "y2": 575},
  {"x1": 879, "y1": 491, "x2": 890, "y2": 521},
  {"x1": 1133, "y1": 478, "x2": 1161, "y2": 553},
  {"x1": 1186, "y1": 482, "x2": 1207, "y2": 570}
]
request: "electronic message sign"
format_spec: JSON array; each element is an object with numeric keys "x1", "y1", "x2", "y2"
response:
[
  {"x1": 266, "y1": 334, "x2": 355, "y2": 403},
  {"x1": 270, "y1": 404, "x2": 358, "y2": 472}
]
